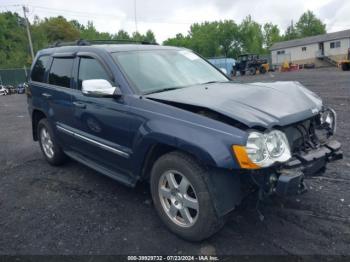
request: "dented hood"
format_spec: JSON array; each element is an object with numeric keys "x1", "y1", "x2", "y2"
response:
[{"x1": 146, "y1": 81, "x2": 323, "y2": 128}]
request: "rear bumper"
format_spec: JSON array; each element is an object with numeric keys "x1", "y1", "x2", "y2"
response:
[{"x1": 250, "y1": 140, "x2": 343, "y2": 196}]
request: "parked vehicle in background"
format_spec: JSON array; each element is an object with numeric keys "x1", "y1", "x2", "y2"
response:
[
  {"x1": 208, "y1": 57, "x2": 236, "y2": 77},
  {"x1": 6, "y1": 85, "x2": 17, "y2": 95},
  {"x1": 233, "y1": 54, "x2": 269, "y2": 76},
  {"x1": 0, "y1": 85, "x2": 9, "y2": 96},
  {"x1": 17, "y1": 83, "x2": 27, "y2": 94},
  {"x1": 27, "y1": 40, "x2": 342, "y2": 241}
]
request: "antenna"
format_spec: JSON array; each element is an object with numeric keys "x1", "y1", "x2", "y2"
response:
[{"x1": 134, "y1": 0, "x2": 138, "y2": 32}]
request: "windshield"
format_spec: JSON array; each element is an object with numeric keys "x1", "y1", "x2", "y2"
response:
[{"x1": 112, "y1": 49, "x2": 228, "y2": 94}]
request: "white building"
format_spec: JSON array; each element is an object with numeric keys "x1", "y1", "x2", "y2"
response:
[{"x1": 270, "y1": 29, "x2": 350, "y2": 67}]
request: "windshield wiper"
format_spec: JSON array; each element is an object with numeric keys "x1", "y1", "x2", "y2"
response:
[
  {"x1": 144, "y1": 87, "x2": 180, "y2": 95},
  {"x1": 200, "y1": 80, "x2": 230, "y2": 85}
]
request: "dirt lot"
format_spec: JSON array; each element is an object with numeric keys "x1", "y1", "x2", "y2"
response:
[{"x1": 0, "y1": 67, "x2": 349, "y2": 255}]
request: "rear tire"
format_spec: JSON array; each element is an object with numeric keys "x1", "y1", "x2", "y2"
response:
[
  {"x1": 259, "y1": 66, "x2": 267, "y2": 74},
  {"x1": 150, "y1": 151, "x2": 225, "y2": 241},
  {"x1": 249, "y1": 67, "x2": 256, "y2": 75},
  {"x1": 37, "y1": 118, "x2": 66, "y2": 166},
  {"x1": 341, "y1": 62, "x2": 350, "y2": 71}
]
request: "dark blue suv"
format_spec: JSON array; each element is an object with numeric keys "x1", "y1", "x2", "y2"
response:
[{"x1": 27, "y1": 40, "x2": 342, "y2": 241}]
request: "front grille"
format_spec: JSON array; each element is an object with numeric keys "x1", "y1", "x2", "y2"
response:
[{"x1": 281, "y1": 117, "x2": 320, "y2": 154}]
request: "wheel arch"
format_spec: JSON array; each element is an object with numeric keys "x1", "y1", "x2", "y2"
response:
[
  {"x1": 32, "y1": 109, "x2": 48, "y2": 141},
  {"x1": 138, "y1": 142, "x2": 213, "y2": 182},
  {"x1": 141, "y1": 143, "x2": 243, "y2": 218}
]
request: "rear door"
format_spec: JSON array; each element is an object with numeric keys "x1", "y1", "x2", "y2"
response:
[{"x1": 45, "y1": 55, "x2": 76, "y2": 146}]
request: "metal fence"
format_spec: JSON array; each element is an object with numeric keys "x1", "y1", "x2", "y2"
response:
[{"x1": 0, "y1": 67, "x2": 29, "y2": 86}]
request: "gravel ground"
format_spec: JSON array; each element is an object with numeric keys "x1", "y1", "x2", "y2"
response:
[{"x1": 0, "y1": 67, "x2": 349, "y2": 255}]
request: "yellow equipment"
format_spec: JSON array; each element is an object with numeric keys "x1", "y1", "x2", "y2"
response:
[{"x1": 261, "y1": 63, "x2": 270, "y2": 73}]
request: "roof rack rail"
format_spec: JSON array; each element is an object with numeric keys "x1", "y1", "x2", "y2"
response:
[
  {"x1": 48, "y1": 39, "x2": 158, "y2": 48},
  {"x1": 88, "y1": 39, "x2": 158, "y2": 45}
]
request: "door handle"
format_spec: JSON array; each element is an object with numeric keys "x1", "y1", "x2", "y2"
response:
[
  {"x1": 73, "y1": 101, "x2": 86, "y2": 109},
  {"x1": 42, "y1": 93, "x2": 52, "y2": 99}
]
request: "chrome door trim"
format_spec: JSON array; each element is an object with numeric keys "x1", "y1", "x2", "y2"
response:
[{"x1": 56, "y1": 124, "x2": 130, "y2": 158}]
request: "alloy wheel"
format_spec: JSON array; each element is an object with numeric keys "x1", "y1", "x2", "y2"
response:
[
  {"x1": 40, "y1": 127, "x2": 54, "y2": 159},
  {"x1": 158, "y1": 170, "x2": 199, "y2": 227}
]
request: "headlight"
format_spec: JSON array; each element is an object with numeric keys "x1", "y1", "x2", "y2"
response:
[
  {"x1": 246, "y1": 132, "x2": 269, "y2": 163},
  {"x1": 233, "y1": 130, "x2": 291, "y2": 169},
  {"x1": 319, "y1": 108, "x2": 336, "y2": 134}
]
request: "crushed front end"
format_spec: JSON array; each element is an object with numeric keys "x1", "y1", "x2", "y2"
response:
[{"x1": 236, "y1": 107, "x2": 343, "y2": 197}]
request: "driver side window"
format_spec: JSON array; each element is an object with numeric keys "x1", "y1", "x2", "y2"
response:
[{"x1": 78, "y1": 57, "x2": 111, "y2": 90}]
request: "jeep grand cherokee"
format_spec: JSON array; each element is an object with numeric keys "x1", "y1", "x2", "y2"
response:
[{"x1": 27, "y1": 40, "x2": 342, "y2": 241}]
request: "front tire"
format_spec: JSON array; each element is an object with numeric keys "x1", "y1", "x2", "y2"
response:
[
  {"x1": 150, "y1": 151, "x2": 224, "y2": 241},
  {"x1": 37, "y1": 118, "x2": 66, "y2": 166}
]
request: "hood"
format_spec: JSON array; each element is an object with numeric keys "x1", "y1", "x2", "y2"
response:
[{"x1": 146, "y1": 81, "x2": 323, "y2": 129}]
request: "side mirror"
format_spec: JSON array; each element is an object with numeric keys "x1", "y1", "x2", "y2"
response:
[{"x1": 82, "y1": 79, "x2": 121, "y2": 98}]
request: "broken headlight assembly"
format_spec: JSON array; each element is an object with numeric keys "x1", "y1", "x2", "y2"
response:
[
  {"x1": 315, "y1": 108, "x2": 336, "y2": 143},
  {"x1": 233, "y1": 130, "x2": 291, "y2": 169}
]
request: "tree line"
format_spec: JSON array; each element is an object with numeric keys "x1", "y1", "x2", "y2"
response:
[
  {"x1": 0, "y1": 12, "x2": 156, "y2": 69},
  {"x1": 164, "y1": 11, "x2": 326, "y2": 58},
  {"x1": 0, "y1": 10, "x2": 325, "y2": 69}
]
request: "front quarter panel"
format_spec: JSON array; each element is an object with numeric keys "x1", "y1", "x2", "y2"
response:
[
  {"x1": 126, "y1": 95, "x2": 247, "y2": 176},
  {"x1": 126, "y1": 95, "x2": 247, "y2": 216}
]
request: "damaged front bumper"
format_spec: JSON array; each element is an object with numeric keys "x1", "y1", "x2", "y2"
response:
[{"x1": 250, "y1": 140, "x2": 343, "y2": 197}]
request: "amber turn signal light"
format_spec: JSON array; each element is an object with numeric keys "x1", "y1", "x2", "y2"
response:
[{"x1": 232, "y1": 145, "x2": 261, "y2": 169}]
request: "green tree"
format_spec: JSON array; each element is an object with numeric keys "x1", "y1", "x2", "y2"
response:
[
  {"x1": 39, "y1": 16, "x2": 80, "y2": 43},
  {"x1": 0, "y1": 11, "x2": 159, "y2": 68},
  {"x1": 0, "y1": 12, "x2": 29, "y2": 68},
  {"x1": 217, "y1": 20, "x2": 240, "y2": 57},
  {"x1": 128, "y1": 30, "x2": 157, "y2": 43},
  {"x1": 189, "y1": 21, "x2": 220, "y2": 57},
  {"x1": 284, "y1": 11, "x2": 326, "y2": 40},
  {"x1": 284, "y1": 21, "x2": 299, "y2": 40},
  {"x1": 163, "y1": 33, "x2": 191, "y2": 48},
  {"x1": 31, "y1": 15, "x2": 49, "y2": 53},
  {"x1": 143, "y1": 30, "x2": 156, "y2": 43},
  {"x1": 263, "y1": 22, "x2": 281, "y2": 49},
  {"x1": 164, "y1": 20, "x2": 244, "y2": 58},
  {"x1": 238, "y1": 16, "x2": 264, "y2": 54},
  {"x1": 113, "y1": 30, "x2": 130, "y2": 40},
  {"x1": 295, "y1": 10, "x2": 326, "y2": 37},
  {"x1": 79, "y1": 21, "x2": 112, "y2": 40},
  {"x1": 131, "y1": 31, "x2": 143, "y2": 42},
  {"x1": 70, "y1": 19, "x2": 85, "y2": 31}
]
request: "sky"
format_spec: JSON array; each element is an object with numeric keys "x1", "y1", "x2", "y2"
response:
[{"x1": 1, "y1": 0, "x2": 350, "y2": 43}]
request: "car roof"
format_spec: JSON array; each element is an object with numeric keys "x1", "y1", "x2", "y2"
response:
[{"x1": 37, "y1": 44, "x2": 184, "y2": 56}]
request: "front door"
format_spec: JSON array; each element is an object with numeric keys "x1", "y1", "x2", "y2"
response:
[
  {"x1": 70, "y1": 56, "x2": 133, "y2": 177},
  {"x1": 319, "y1": 42, "x2": 324, "y2": 56}
]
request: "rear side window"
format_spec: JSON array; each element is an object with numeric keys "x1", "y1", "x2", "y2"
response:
[
  {"x1": 48, "y1": 58, "x2": 74, "y2": 88},
  {"x1": 31, "y1": 56, "x2": 50, "y2": 82},
  {"x1": 78, "y1": 57, "x2": 110, "y2": 90}
]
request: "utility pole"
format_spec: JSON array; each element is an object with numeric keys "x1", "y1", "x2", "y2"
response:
[{"x1": 22, "y1": 6, "x2": 34, "y2": 61}]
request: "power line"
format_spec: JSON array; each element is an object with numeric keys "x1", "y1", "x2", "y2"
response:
[
  {"x1": 1, "y1": 4, "x2": 193, "y2": 25},
  {"x1": 30, "y1": 5, "x2": 118, "y2": 18},
  {"x1": 0, "y1": 4, "x2": 21, "y2": 8}
]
